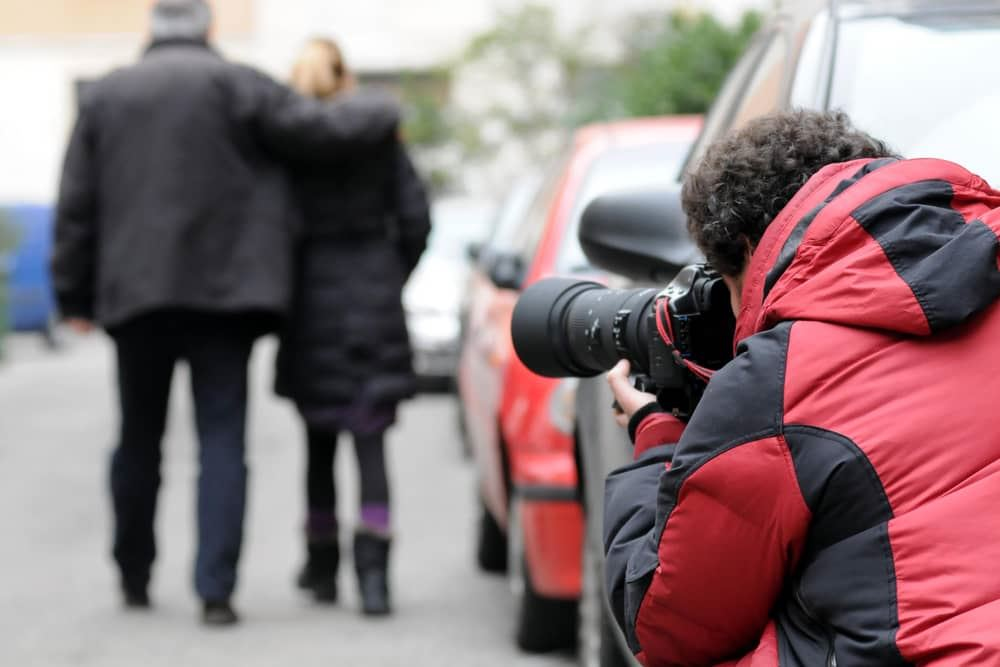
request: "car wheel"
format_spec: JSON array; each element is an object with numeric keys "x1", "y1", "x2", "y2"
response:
[
  {"x1": 509, "y1": 495, "x2": 578, "y2": 653},
  {"x1": 476, "y1": 497, "x2": 508, "y2": 573},
  {"x1": 579, "y1": 521, "x2": 632, "y2": 667}
]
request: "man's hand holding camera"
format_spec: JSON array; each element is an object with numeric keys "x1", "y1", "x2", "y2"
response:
[{"x1": 606, "y1": 360, "x2": 656, "y2": 428}]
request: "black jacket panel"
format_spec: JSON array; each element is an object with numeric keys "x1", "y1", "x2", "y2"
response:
[
  {"x1": 275, "y1": 140, "x2": 431, "y2": 418},
  {"x1": 52, "y1": 40, "x2": 397, "y2": 327}
]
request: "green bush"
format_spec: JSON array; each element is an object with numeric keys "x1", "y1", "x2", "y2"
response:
[
  {"x1": 616, "y1": 10, "x2": 763, "y2": 117},
  {"x1": 398, "y1": 6, "x2": 763, "y2": 188}
]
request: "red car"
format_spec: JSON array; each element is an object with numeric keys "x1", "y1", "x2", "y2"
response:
[{"x1": 457, "y1": 116, "x2": 701, "y2": 652}]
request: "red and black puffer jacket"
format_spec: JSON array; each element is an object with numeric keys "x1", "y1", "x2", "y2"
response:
[{"x1": 604, "y1": 157, "x2": 1000, "y2": 667}]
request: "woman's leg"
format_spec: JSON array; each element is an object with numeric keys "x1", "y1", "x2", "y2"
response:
[
  {"x1": 352, "y1": 429, "x2": 392, "y2": 615},
  {"x1": 299, "y1": 425, "x2": 340, "y2": 601},
  {"x1": 305, "y1": 426, "x2": 338, "y2": 531},
  {"x1": 353, "y1": 430, "x2": 390, "y2": 534}
]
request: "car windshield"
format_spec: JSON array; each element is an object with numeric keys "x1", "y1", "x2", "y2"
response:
[
  {"x1": 484, "y1": 173, "x2": 544, "y2": 254},
  {"x1": 427, "y1": 199, "x2": 496, "y2": 262},
  {"x1": 556, "y1": 141, "x2": 690, "y2": 274},
  {"x1": 831, "y1": 13, "x2": 1000, "y2": 183}
]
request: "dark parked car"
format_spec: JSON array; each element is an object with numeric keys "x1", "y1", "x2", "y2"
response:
[{"x1": 575, "y1": 1, "x2": 1000, "y2": 665}]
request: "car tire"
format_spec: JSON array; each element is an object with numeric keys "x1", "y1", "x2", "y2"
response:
[
  {"x1": 509, "y1": 495, "x2": 578, "y2": 653},
  {"x1": 515, "y1": 559, "x2": 578, "y2": 653},
  {"x1": 476, "y1": 498, "x2": 508, "y2": 573}
]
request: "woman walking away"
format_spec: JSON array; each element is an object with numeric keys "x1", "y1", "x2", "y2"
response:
[{"x1": 276, "y1": 37, "x2": 431, "y2": 616}]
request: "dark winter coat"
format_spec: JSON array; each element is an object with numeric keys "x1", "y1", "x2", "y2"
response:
[
  {"x1": 604, "y1": 158, "x2": 1000, "y2": 666},
  {"x1": 52, "y1": 39, "x2": 398, "y2": 329},
  {"x1": 275, "y1": 134, "x2": 431, "y2": 427}
]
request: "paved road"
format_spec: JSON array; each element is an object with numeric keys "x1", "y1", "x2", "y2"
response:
[{"x1": 0, "y1": 333, "x2": 575, "y2": 667}]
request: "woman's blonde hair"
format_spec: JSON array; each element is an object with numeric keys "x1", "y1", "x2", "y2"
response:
[{"x1": 290, "y1": 38, "x2": 352, "y2": 100}]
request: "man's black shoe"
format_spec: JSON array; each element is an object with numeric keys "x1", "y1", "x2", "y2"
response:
[
  {"x1": 202, "y1": 600, "x2": 239, "y2": 626},
  {"x1": 123, "y1": 589, "x2": 151, "y2": 610},
  {"x1": 297, "y1": 540, "x2": 340, "y2": 604}
]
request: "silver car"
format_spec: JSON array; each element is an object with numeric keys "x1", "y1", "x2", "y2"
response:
[
  {"x1": 404, "y1": 196, "x2": 496, "y2": 389},
  {"x1": 576, "y1": 1, "x2": 1000, "y2": 665}
]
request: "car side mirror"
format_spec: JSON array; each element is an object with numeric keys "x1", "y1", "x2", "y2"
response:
[
  {"x1": 579, "y1": 188, "x2": 702, "y2": 283},
  {"x1": 488, "y1": 252, "x2": 525, "y2": 291}
]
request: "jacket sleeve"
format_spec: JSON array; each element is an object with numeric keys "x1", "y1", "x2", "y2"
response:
[
  {"x1": 52, "y1": 102, "x2": 99, "y2": 320},
  {"x1": 392, "y1": 143, "x2": 431, "y2": 276},
  {"x1": 603, "y1": 325, "x2": 811, "y2": 666},
  {"x1": 235, "y1": 67, "x2": 399, "y2": 161},
  {"x1": 628, "y1": 405, "x2": 687, "y2": 459}
]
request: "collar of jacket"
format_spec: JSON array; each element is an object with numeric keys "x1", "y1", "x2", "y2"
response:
[
  {"x1": 144, "y1": 37, "x2": 214, "y2": 55},
  {"x1": 734, "y1": 159, "x2": 869, "y2": 344},
  {"x1": 734, "y1": 156, "x2": 1000, "y2": 345}
]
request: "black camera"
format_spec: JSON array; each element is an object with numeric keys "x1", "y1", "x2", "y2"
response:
[{"x1": 510, "y1": 264, "x2": 736, "y2": 418}]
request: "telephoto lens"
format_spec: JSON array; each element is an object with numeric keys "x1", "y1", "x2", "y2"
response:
[
  {"x1": 510, "y1": 265, "x2": 736, "y2": 406},
  {"x1": 510, "y1": 278, "x2": 660, "y2": 379}
]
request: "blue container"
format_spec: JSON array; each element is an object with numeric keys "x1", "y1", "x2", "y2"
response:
[{"x1": 5, "y1": 205, "x2": 56, "y2": 332}]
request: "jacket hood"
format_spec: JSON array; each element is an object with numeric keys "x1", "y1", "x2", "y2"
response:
[{"x1": 736, "y1": 157, "x2": 1000, "y2": 344}]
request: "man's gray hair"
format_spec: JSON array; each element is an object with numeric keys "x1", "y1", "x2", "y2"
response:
[{"x1": 151, "y1": 0, "x2": 213, "y2": 41}]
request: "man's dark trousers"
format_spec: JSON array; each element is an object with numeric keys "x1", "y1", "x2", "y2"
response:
[{"x1": 109, "y1": 310, "x2": 263, "y2": 602}]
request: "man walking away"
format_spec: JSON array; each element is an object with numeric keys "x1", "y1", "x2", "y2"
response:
[{"x1": 51, "y1": 0, "x2": 399, "y2": 626}]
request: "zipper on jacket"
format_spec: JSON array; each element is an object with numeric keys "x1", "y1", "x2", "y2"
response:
[{"x1": 794, "y1": 587, "x2": 836, "y2": 667}]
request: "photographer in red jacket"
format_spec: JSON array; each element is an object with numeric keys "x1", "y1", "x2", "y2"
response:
[{"x1": 605, "y1": 110, "x2": 1000, "y2": 666}]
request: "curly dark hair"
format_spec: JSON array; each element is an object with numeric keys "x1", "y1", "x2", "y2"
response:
[{"x1": 682, "y1": 110, "x2": 898, "y2": 276}]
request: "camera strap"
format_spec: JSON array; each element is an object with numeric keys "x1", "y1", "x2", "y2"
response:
[{"x1": 655, "y1": 298, "x2": 715, "y2": 383}]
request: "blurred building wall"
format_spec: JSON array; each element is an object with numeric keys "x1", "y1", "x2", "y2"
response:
[
  {"x1": 0, "y1": 0, "x2": 254, "y2": 36},
  {"x1": 0, "y1": 0, "x2": 762, "y2": 204}
]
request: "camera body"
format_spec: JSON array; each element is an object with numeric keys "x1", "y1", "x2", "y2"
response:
[
  {"x1": 511, "y1": 264, "x2": 735, "y2": 419},
  {"x1": 642, "y1": 264, "x2": 737, "y2": 416}
]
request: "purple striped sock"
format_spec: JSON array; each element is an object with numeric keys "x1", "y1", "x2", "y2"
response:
[{"x1": 359, "y1": 503, "x2": 391, "y2": 533}]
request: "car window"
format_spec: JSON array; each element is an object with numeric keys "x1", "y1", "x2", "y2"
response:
[
  {"x1": 427, "y1": 200, "x2": 496, "y2": 262},
  {"x1": 484, "y1": 173, "x2": 543, "y2": 255},
  {"x1": 789, "y1": 9, "x2": 832, "y2": 108},
  {"x1": 508, "y1": 153, "x2": 570, "y2": 262},
  {"x1": 728, "y1": 33, "x2": 789, "y2": 131},
  {"x1": 830, "y1": 13, "x2": 1000, "y2": 183},
  {"x1": 680, "y1": 30, "x2": 780, "y2": 178},
  {"x1": 556, "y1": 141, "x2": 692, "y2": 274}
]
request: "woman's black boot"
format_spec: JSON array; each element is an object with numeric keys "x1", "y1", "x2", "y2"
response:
[
  {"x1": 297, "y1": 540, "x2": 340, "y2": 603},
  {"x1": 353, "y1": 531, "x2": 391, "y2": 615}
]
